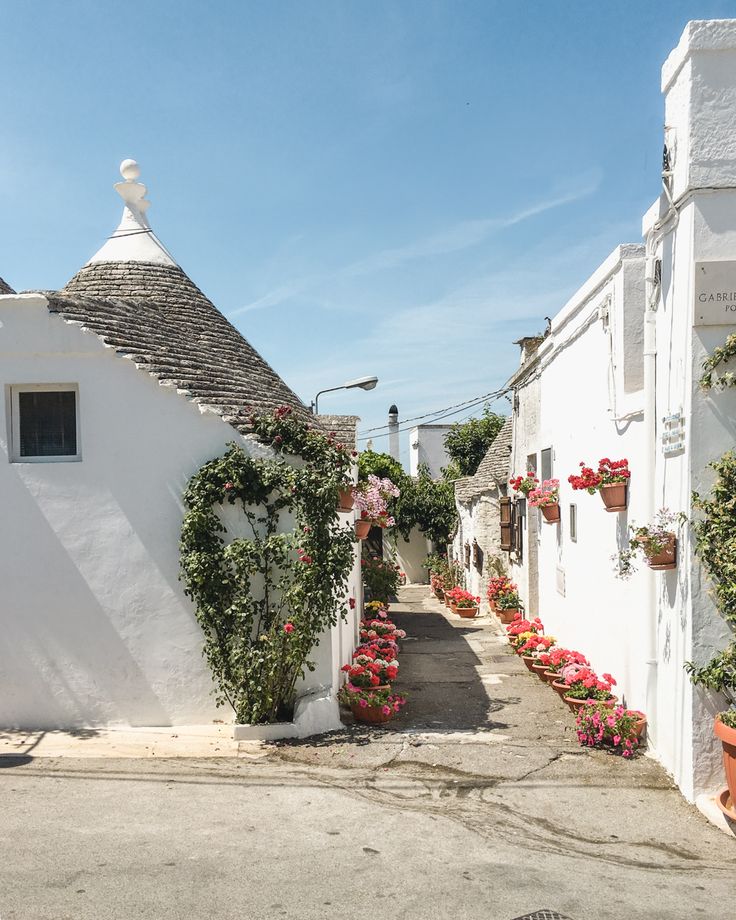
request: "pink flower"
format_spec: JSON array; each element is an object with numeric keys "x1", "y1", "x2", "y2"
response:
[
  {"x1": 382, "y1": 705, "x2": 391, "y2": 715},
  {"x1": 283, "y1": 623, "x2": 295, "y2": 634},
  {"x1": 224, "y1": 482, "x2": 234, "y2": 490},
  {"x1": 358, "y1": 699, "x2": 368, "y2": 708}
]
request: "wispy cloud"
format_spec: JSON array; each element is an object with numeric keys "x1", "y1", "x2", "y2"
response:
[{"x1": 228, "y1": 171, "x2": 601, "y2": 317}]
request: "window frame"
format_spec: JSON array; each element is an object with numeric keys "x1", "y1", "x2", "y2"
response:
[{"x1": 8, "y1": 383, "x2": 82, "y2": 463}]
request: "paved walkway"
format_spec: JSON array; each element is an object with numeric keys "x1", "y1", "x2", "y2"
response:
[{"x1": 0, "y1": 586, "x2": 733, "y2": 920}]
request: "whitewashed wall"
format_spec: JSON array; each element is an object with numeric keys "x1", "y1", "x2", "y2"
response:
[
  {"x1": 409, "y1": 424, "x2": 452, "y2": 478},
  {"x1": 454, "y1": 488, "x2": 505, "y2": 612},
  {"x1": 385, "y1": 527, "x2": 431, "y2": 585},
  {"x1": 507, "y1": 20, "x2": 736, "y2": 802},
  {"x1": 0, "y1": 295, "x2": 359, "y2": 729}
]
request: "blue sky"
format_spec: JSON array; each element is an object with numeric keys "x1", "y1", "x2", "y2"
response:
[{"x1": 1, "y1": 1, "x2": 734, "y2": 464}]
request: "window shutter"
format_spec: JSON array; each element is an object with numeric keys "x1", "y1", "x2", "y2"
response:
[
  {"x1": 500, "y1": 497, "x2": 512, "y2": 551},
  {"x1": 512, "y1": 501, "x2": 524, "y2": 562}
]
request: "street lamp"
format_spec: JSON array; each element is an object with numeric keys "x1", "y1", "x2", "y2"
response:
[{"x1": 311, "y1": 375, "x2": 378, "y2": 414}]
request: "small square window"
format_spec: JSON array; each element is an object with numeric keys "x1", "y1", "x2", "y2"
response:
[{"x1": 9, "y1": 385, "x2": 81, "y2": 462}]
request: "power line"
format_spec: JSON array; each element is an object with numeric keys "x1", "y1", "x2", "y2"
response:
[
  {"x1": 357, "y1": 386, "x2": 510, "y2": 436},
  {"x1": 357, "y1": 386, "x2": 510, "y2": 442}
]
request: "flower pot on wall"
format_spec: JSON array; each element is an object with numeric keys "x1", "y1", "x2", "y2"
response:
[
  {"x1": 541, "y1": 503, "x2": 561, "y2": 523},
  {"x1": 714, "y1": 715, "x2": 736, "y2": 811},
  {"x1": 338, "y1": 487, "x2": 355, "y2": 512},
  {"x1": 497, "y1": 608, "x2": 519, "y2": 624},
  {"x1": 600, "y1": 482, "x2": 628, "y2": 512},
  {"x1": 354, "y1": 520, "x2": 371, "y2": 539},
  {"x1": 646, "y1": 535, "x2": 677, "y2": 571},
  {"x1": 457, "y1": 606, "x2": 479, "y2": 619}
]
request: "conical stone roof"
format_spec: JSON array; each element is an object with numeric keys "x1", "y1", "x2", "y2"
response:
[
  {"x1": 0, "y1": 277, "x2": 15, "y2": 294},
  {"x1": 44, "y1": 161, "x2": 311, "y2": 430}
]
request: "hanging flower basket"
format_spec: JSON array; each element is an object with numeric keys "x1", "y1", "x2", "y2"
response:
[
  {"x1": 569, "y1": 458, "x2": 630, "y2": 511},
  {"x1": 541, "y1": 503, "x2": 561, "y2": 523},
  {"x1": 354, "y1": 520, "x2": 371, "y2": 539},
  {"x1": 600, "y1": 482, "x2": 628, "y2": 512},
  {"x1": 338, "y1": 487, "x2": 355, "y2": 512},
  {"x1": 645, "y1": 534, "x2": 677, "y2": 570}
]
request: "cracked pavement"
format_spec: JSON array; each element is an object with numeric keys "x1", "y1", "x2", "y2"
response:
[{"x1": 0, "y1": 587, "x2": 733, "y2": 919}]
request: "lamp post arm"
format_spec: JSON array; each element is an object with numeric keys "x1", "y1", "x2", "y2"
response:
[{"x1": 311, "y1": 385, "x2": 346, "y2": 415}]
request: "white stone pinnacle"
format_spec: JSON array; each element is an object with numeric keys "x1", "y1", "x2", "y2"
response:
[{"x1": 87, "y1": 159, "x2": 177, "y2": 267}]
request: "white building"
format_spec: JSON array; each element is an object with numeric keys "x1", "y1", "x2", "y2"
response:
[
  {"x1": 409, "y1": 423, "x2": 453, "y2": 478},
  {"x1": 0, "y1": 161, "x2": 360, "y2": 733},
  {"x1": 452, "y1": 418, "x2": 512, "y2": 608},
  {"x1": 505, "y1": 20, "x2": 736, "y2": 804}
]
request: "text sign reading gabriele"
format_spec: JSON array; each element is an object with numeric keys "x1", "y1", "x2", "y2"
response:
[{"x1": 694, "y1": 261, "x2": 736, "y2": 325}]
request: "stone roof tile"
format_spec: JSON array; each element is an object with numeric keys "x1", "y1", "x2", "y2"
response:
[
  {"x1": 0, "y1": 277, "x2": 15, "y2": 295},
  {"x1": 45, "y1": 260, "x2": 313, "y2": 433}
]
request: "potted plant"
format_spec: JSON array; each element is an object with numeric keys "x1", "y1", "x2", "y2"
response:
[
  {"x1": 361, "y1": 555, "x2": 402, "y2": 603},
  {"x1": 341, "y1": 653, "x2": 399, "y2": 690},
  {"x1": 352, "y1": 475, "x2": 400, "y2": 538},
  {"x1": 528, "y1": 479, "x2": 561, "y2": 523},
  {"x1": 495, "y1": 588, "x2": 522, "y2": 624},
  {"x1": 452, "y1": 589, "x2": 481, "y2": 619},
  {"x1": 338, "y1": 482, "x2": 355, "y2": 512},
  {"x1": 537, "y1": 648, "x2": 589, "y2": 686},
  {"x1": 575, "y1": 701, "x2": 643, "y2": 757},
  {"x1": 505, "y1": 616, "x2": 545, "y2": 649},
  {"x1": 487, "y1": 575, "x2": 514, "y2": 612},
  {"x1": 714, "y1": 710, "x2": 736, "y2": 816},
  {"x1": 568, "y1": 457, "x2": 630, "y2": 511},
  {"x1": 338, "y1": 684, "x2": 406, "y2": 724},
  {"x1": 509, "y1": 471, "x2": 539, "y2": 498},
  {"x1": 559, "y1": 664, "x2": 617, "y2": 713},
  {"x1": 615, "y1": 509, "x2": 678, "y2": 577},
  {"x1": 517, "y1": 634, "x2": 555, "y2": 675},
  {"x1": 359, "y1": 619, "x2": 406, "y2": 643}
]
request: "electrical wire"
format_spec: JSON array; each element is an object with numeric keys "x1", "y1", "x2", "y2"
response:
[
  {"x1": 357, "y1": 386, "x2": 510, "y2": 442},
  {"x1": 358, "y1": 385, "x2": 510, "y2": 437}
]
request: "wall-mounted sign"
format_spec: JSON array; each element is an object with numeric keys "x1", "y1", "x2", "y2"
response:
[{"x1": 694, "y1": 261, "x2": 736, "y2": 325}]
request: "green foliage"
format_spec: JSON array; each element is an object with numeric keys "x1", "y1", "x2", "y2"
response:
[
  {"x1": 700, "y1": 332, "x2": 736, "y2": 390},
  {"x1": 443, "y1": 406, "x2": 507, "y2": 477},
  {"x1": 179, "y1": 408, "x2": 355, "y2": 724},
  {"x1": 719, "y1": 709, "x2": 736, "y2": 729},
  {"x1": 358, "y1": 452, "x2": 457, "y2": 548},
  {"x1": 361, "y1": 554, "x2": 402, "y2": 602},
  {"x1": 687, "y1": 451, "x2": 736, "y2": 693}
]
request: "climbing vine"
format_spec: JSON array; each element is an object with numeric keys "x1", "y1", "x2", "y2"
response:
[
  {"x1": 685, "y1": 450, "x2": 736, "y2": 693},
  {"x1": 699, "y1": 331, "x2": 736, "y2": 390},
  {"x1": 180, "y1": 407, "x2": 355, "y2": 724}
]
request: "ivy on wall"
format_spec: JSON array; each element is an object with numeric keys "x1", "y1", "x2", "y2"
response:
[
  {"x1": 180, "y1": 408, "x2": 355, "y2": 725},
  {"x1": 685, "y1": 450, "x2": 736, "y2": 693},
  {"x1": 699, "y1": 331, "x2": 736, "y2": 390}
]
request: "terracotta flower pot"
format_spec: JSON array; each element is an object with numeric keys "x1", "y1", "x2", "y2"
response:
[
  {"x1": 351, "y1": 701, "x2": 395, "y2": 724},
  {"x1": 552, "y1": 679, "x2": 570, "y2": 698},
  {"x1": 631, "y1": 714, "x2": 647, "y2": 739},
  {"x1": 714, "y1": 715, "x2": 736, "y2": 807},
  {"x1": 531, "y1": 662, "x2": 549, "y2": 680},
  {"x1": 600, "y1": 482, "x2": 628, "y2": 512},
  {"x1": 543, "y1": 669, "x2": 560, "y2": 684},
  {"x1": 457, "y1": 606, "x2": 479, "y2": 619},
  {"x1": 521, "y1": 655, "x2": 538, "y2": 672},
  {"x1": 646, "y1": 535, "x2": 677, "y2": 571},
  {"x1": 449, "y1": 603, "x2": 459, "y2": 614},
  {"x1": 354, "y1": 520, "x2": 371, "y2": 539},
  {"x1": 488, "y1": 598, "x2": 498, "y2": 612},
  {"x1": 541, "y1": 503, "x2": 561, "y2": 523},
  {"x1": 564, "y1": 695, "x2": 618, "y2": 714},
  {"x1": 497, "y1": 608, "x2": 519, "y2": 624},
  {"x1": 338, "y1": 487, "x2": 355, "y2": 512}
]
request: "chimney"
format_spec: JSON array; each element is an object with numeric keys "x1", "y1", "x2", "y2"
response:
[{"x1": 388, "y1": 404, "x2": 399, "y2": 461}]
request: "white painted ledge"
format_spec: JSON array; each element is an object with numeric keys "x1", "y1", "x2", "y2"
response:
[
  {"x1": 232, "y1": 686, "x2": 343, "y2": 741},
  {"x1": 695, "y1": 790, "x2": 736, "y2": 838}
]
